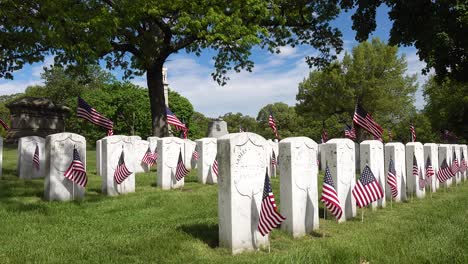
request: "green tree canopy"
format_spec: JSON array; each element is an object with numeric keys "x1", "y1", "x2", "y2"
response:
[{"x1": 220, "y1": 112, "x2": 258, "y2": 134}]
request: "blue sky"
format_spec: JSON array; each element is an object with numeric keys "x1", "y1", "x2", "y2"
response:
[{"x1": 0, "y1": 6, "x2": 428, "y2": 118}]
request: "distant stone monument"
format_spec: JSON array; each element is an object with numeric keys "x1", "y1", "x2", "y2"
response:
[
  {"x1": 6, "y1": 97, "x2": 70, "y2": 143},
  {"x1": 207, "y1": 118, "x2": 228, "y2": 138}
]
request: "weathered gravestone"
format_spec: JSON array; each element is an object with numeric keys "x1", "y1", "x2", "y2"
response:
[
  {"x1": 157, "y1": 137, "x2": 185, "y2": 189},
  {"x1": 102, "y1": 135, "x2": 136, "y2": 196},
  {"x1": 147, "y1": 136, "x2": 159, "y2": 158},
  {"x1": 461, "y1": 145, "x2": 467, "y2": 181},
  {"x1": 196, "y1": 137, "x2": 217, "y2": 184},
  {"x1": 207, "y1": 118, "x2": 229, "y2": 138},
  {"x1": 133, "y1": 139, "x2": 150, "y2": 173},
  {"x1": 360, "y1": 140, "x2": 385, "y2": 209},
  {"x1": 321, "y1": 138, "x2": 356, "y2": 222},
  {"x1": 405, "y1": 142, "x2": 425, "y2": 199},
  {"x1": 218, "y1": 132, "x2": 269, "y2": 254},
  {"x1": 438, "y1": 144, "x2": 452, "y2": 188},
  {"x1": 183, "y1": 139, "x2": 197, "y2": 170},
  {"x1": 385, "y1": 143, "x2": 406, "y2": 202},
  {"x1": 452, "y1": 145, "x2": 462, "y2": 184},
  {"x1": 279, "y1": 137, "x2": 319, "y2": 237},
  {"x1": 424, "y1": 143, "x2": 439, "y2": 191},
  {"x1": 18, "y1": 136, "x2": 46, "y2": 179},
  {"x1": 44, "y1": 133, "x2": 86, "y2": 201}
]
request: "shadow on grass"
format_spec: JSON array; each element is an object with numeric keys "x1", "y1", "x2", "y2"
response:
[{"x1": 178, "y1": 223, "x2": 219, "y2": 248}]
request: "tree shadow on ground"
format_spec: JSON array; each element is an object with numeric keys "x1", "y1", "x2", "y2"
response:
[{"x1": 178, "y1": 223, "x2": 219, "y2": 248}]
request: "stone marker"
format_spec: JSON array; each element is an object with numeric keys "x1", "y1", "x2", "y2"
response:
[
  {"x1": 461, "y1": 145, "x2": 467, "y2": 181},
  {"x1": 44, "y1": 133, "x2": 86, "y2": 201},
  {"x1": 184, "y1": 139, "x2": 197, "y2": 170},
  {"x1": 321, "y1": 138, "x2": 356, "y2": 222},
  {"x1": 207, "y1": 118, "x2": 229, "y2": 138},
  {"x1": 438, "y1": 144, "x2": 452, "y2": 188},
  {"x1": 102, "y1": 135, "x2": 136, "y2": 196},
  {"x1": 452, "y1": 145, "x2": 462, "y2": 184},
  {"x1": 18, "y1": 136, "x2": 46, "y2": 179},
  {"x1": 423, "y1": 143, "x2": 439, "y2": 191},
  {"x1": 360, "y1": 140, "x2": 385, "y2": 209},
  {"x1": 96, "y1": 139, "x2": 103, "y2": 176},
  {"x1": 218, "y1": 132, "x2": 269, "y2": 254},
  {"x1": 147, "y1": 137, "x2": 160, "y2": 152},
  {"x1": 129, "y1": 135, "x2": 142, "y2": 141},
  {"x1": 385, "y1": 143, "x2": 406, "y2": 202},
  {"x1": 157, "y1": 137, "x2": 185, "y2": 189},
  {"x1": 279, "y1": 137, "x2": 318, "y2": 237},
  {"x1": 405, "y1": 142, "x2": 425, "y2": 199},
  {"x1": 196, "y1": 137, "x2": 217, "y2": 184}
]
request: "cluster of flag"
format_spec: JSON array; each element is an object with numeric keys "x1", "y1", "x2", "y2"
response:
[
  {"x1": 142, "y1": 146, "x2": 158, "y2": 167},
  {"x1": 77, "y1": 97, "x2": 114, "y2": 136},
  {"x1": 64, "y1": 147, "x2": 88, "y2": 187}
]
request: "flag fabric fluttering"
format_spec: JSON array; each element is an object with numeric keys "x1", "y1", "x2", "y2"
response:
[
  {"x1": 425, "y1": 156, "x2": 434, "y2": 185},
  {"x1": 320, "y1": 165, "x2": 343, "y2": 220},
  {"x1": 321, "y1": 127, "x2": 328, "y2": 143},
  {"x1": 33, "y1": 144, "x2": 40, "y2": 170},
  {"x1": 192, "y1": 148, "x2": 199, "y2": 161},
  {"x1": 451, "y1": 151, "x2": 459, "y2": 175},
  {"x1": 412, "y1": 154, "x2": 419, "y2": 177},
  {"x1": 142, "y1": 146, "x2": 156, "y2": 167},
  {"x1": 64, "y1": 147, "x2": 87, "y2": 187},
  {"x1": 344, "y1": 124, "x2": 356, "y2": 141},
  {"x1": 410, "y1": 123, "x2": 416, "y2": 142},
  {"x1": 418, "y1": 172, "x2": 426, "y2": 189},
  {"x1": 352, "y1": 165, "x2": 384, "y2": 208},
  {"x1": 107, "y1": 129, "x2": 113, "y2": 136},
  {"x1": 387, "y1": 158, "x2": 398, "y2": 198},
  {"x1": 437, "y1": 158, "x2": 454, "y2": 183},
  {"x1": 77, "y1": 97, "x2": 113, "y2": 130},
  {"x1": 459, "y1": 152, "x2": 467, "y2": 173},
  {"x1": 114, "y1": 149, "x2": 132, "y2": 184},
  {"x1": 353, "y1": 104, "x2": 383, "y2": 140},
  {"x1": 258, "y1": 172, "x2": 286, "y2": 236},
  {"x1": 212, "y1": 159, "x2": 219, "y2": 177},
  {"x1": 175, "y1": 151, "x2": 189, "y2": 181},
  {"x1": 166, "y1": 107, "x2": 187, "y2": 131},
  {"x1": 0, "y1": 118, "x2": 9, "y2": 131},
  {"x1": 268, "y1": 113, "x2": 279, "y2": 139}
]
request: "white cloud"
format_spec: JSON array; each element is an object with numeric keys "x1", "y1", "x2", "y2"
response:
[
  {"x1": 31, "y1": 56, "x2": 55, "y2": 78},
  {"x1": 0, "y1": 79, "x2": 43, "y2": 95},
  {"x1": 403, "y1": 51, "x2": 432, "y2": 110}
]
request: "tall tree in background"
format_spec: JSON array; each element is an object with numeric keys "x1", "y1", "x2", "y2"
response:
[
  {"x1": 0, "y1": 0, "x2": 345, "y2": 136},
  {"x1": 220, "y1": 112, "x2": 258, "y2": 134},
  {"x1": 342, "y1": 1, "x2": 468, "y2": 82},
  {"x1": 296, "y1": 38, "x2": 417, "y2": 141}
]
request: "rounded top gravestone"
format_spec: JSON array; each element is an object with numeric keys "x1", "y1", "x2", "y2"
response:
[{"x1": 207, "y1": 118, "x2": 228, "y2": 138}]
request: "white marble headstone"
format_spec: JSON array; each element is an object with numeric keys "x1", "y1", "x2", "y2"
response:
[
  {"x1": 452, "y1": 145, "x2": 461, "y2": 184},
  {"x1": 279, "y1": 137, "x2": 318, "y2": 237},
  {"x1": 147, "y1": 137, "x2": 160, "y2": 153},
  {"x1": 18, "y1": 136, "x2": 46, "y2": 179},
  {"x1": 184, "y1": 139, "x2": 197, "y2": 170},
  {"x1": 218, "y1": 132, "x2": 269, "y2": 254},
  {"x1": 405, "y1": 143, "x2": 425, "y2": 199},
  {"x1": 384, "y1": 142, "x2": 406, "y2": 202},
  {"x1": 44, "y1": 133, "x2": 86, "y2": 201},
  {"x1": 196, "y1": 138, "x2": 217, "y2": 184},
  {"x1": 133, "y1": 139, "x2": 150, "y2": 173},
  {"x1": 102, "y1": 135, "x2": 136, "y2": 196},
  {"x1": 321, "y1": 139, "x2": 356, "y2": 222},
  {"x1": 423, "y1": 143, "x2": 439, "y2": 191},
  {"x1": 360, "y1": 140, "x2": 385, "y2": 209},
  {"x1": 461, "y1": 145, "x2": 467, "y2": 181},
  {"x1": 438, "y1": 144, "x2": 452, "y2": 188},
  {"x1": 157, "y1": 137, "x2": 185, "y2": 189}
]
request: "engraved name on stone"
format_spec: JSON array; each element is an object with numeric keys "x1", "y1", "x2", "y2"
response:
[{"x1": 232, "y1": 140, "x2": 266, "y2": 196}]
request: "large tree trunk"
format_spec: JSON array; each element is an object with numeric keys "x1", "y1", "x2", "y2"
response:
[{"x1": 147, "y1": 62, "x2": 169, "y2": 137}]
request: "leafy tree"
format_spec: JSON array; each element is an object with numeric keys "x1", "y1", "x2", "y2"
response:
[
  {"x1": 0, "y1": 1, "x2": 345, "y2": 136},
  {"x1": 342, "y1": 1, "x2": 468, "y2": 82},
  {"x1": 189, "y1": 111, "x2": 211, "y2": 139},
  {"x1": 220, "y1": 112, "x2": 258, "y2": 134},
  {"x1": 296, "y1": 38, "x2": 417, "y2": 141}
]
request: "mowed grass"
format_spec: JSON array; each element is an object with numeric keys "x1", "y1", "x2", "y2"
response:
[{"x1": 0, "y1": 145, "x2": 467, "y2": 264}]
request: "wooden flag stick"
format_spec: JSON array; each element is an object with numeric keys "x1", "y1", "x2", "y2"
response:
[{"x1": 361, "y1": 208, "x2": 364, "y2": 223}]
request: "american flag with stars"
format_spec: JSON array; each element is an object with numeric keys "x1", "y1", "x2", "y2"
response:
[
  {"x1": 33, "y1": 144, "x2": 40, "y2": 170},
  {"x1": 344, "y1": 124, "x2": 356, "y2": 141},
  {"x1": 268, "y1": 113, "x2": 279, "y2": 139},
  {"x1": 166, "y1": 107, "x2": 187, "y2": 131},
  {"x1": 352, "y1": 165, "x2": 384, "y2": 208},
  {"x1": 114, "y1": 149, "x2": 132, "y2": 184},
  {"x1": 387, "y1": 158, "x2": 397, "y2": 198},
  {"x1": 437, "y1": 158, "x2": 454, "y2": 183},
  {"x1": 320, "y1": 165, "x2": 342, "y2": 220},
  {"x1": 412, "y1": 154, "x2": 419, "y2": 177},
  {"x1": 192, "y1": 147, "x2": 199, "y2": 161},
  {"x1": 175, "y1": 151, "x2": 190, "y2": 181},
  {"x1": 141, "y1": 146, "x2": 156, "y2": 167},
  {"x1": 353, "y1": 103, "x2": 383, "y2": 140},
  {"x1": 425, "y1": 156, "x2": 434, "y2": 185},
  {"x1": 258, "y1": 172, "x2": 285, "y2": 236},
  {"x1": 77, "y1": 97, "x2": 113, "y2": 131},
  {"x1": 64, "y1": 147, "x2": 87, "y2": 187}
]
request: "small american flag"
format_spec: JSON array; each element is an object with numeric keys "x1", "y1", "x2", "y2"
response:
[
  {"x1": 166, "y1": 107, "x2": 186, "y2": 131},
  {"x1": 33, "y1": 144, "x2": 40, "y2": 170},
  {"x1": 344, "y1": 124, "x2": 356, "y2": 141},
  {"x1": 451, "y1": 151, "x2": 459, "y2": 175},
  {"x1": 142, "y1": 146, "x2": 156, "y2": 167},
  {"x1": 212, "y1": 159, "x2": 219, "y2": 177},
  {"x1": 114, "y1": 149, "x2": 132, "y2": 184},
  {"x1": 192, "y1": 148, "x2": 199, "y2": 161},
  {"x1": 418, "y1": 172, "x2": 426, "y2": 189},
  {"x1": 387, "y1": 158, "x2": 397, "y2": 198},
  {"x1": 352, "y1": 165, "x2": 384, "y2": 208},
  {"x1": 320, "y1": 165, "x2": 342, "y2": 220},
  {"x1": 64, "y1": 147, "x2": 87, "y2": 187},
  {"x1": 353, "y1": 103, "x2": 383, "y2": 140},
  {"x1": 77, "y1": 97, "x2": 113, "y2": 130},
  {"x1": 412, "y1": 154, "x2": 419, "y2": 177},
  {"x1": 410, "y1": 123, "x2": 416, "y2": 142},
  {"x1": 268, "y1": 113, "x2": 279, "y2": 139},
  {"x1": 425, "y1": 156, "x2": 434, "y2": 179},
  {"x1": 271, "y1": 150, "x2": 277, "y2": 167},
  {"x1": 437, "y1": 158, "x2": 454, "y2": 183},
  {"x1": 459, "y1": 152, "x2": 467, "y2": 173},
  {"x1": 175, "y1": 151, "x2": 189, "y2": 181},
  {"x1": 321, "y1": 128, "x2": 328, "y2": 143},
  {"x1": 257, "y1": 172, "x2": 285, "y2": 236},
  {"x1": 0, "y1": 117, "x2": 9, "y2": 130}
]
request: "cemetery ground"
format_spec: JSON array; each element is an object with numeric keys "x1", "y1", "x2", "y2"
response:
[{"x1": 0, "y1": 145, "x2": 467, "y2": 263}]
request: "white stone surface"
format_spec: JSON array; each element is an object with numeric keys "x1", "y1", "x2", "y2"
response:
[
  {"x1": 44, "y1": 133, "x2": 86, "y2": 201},
  {"x1": 196, "y1": 138, "x2": 217, "y2": 184},
  {"x1": 129, "y1": 135, "x2": 142, "y2": 140},
  {"x1": 321, "y1": 138, "x2": 356, "y2": 222},
  {"x1": 147, "y1": 137, "x2": 160, "y2": 153},
  {"x1": 156, "y1": 137, "x2": 185, "y2": 189},
  {"x1": 452, "y1": 145, "x2": 462, "y2": 184},
  {"x1": 424, "y1": 143, "x2": 439, "y2": 191},
  {"x1": 184, "y1": 139, "x2": 197, "y2": 170},
  {"x1": 18, "y1": 136, "x2": 46, "y2": 179},
  {"x1": 279, "y1": 137, "x2": 318, "y2": 237},
  {"x1": 132, "y1": 139, "x2": 150, "y2": 173},
  {"x1": 218, "y1": 132, "x2": 269, "y2": 254},
  {"x1": 102, "y1": 135, "x2": 136, "y2": 196},
  {"x1": 96, "y1": 139, "x2": 102, "y2": 176},
  {"x1": 405, "y1": 142, "x2": 425, "y2": 199},
  {"x1": 360, "y1": 140, "x2": 385, "y2": 209},
  {"x1": 461, "y1": 145, "x2": 467, "y2": 181},
  {"x1": 384, "y1": 143, "x2": 406, "y2": 202},
  {"x1": 438, "y1": 144, "x2": 452, "y2": 188}
]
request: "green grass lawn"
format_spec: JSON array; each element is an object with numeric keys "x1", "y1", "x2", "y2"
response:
[{"x1": 1, "y1": 145, "x2": 467, "y2": 263}]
